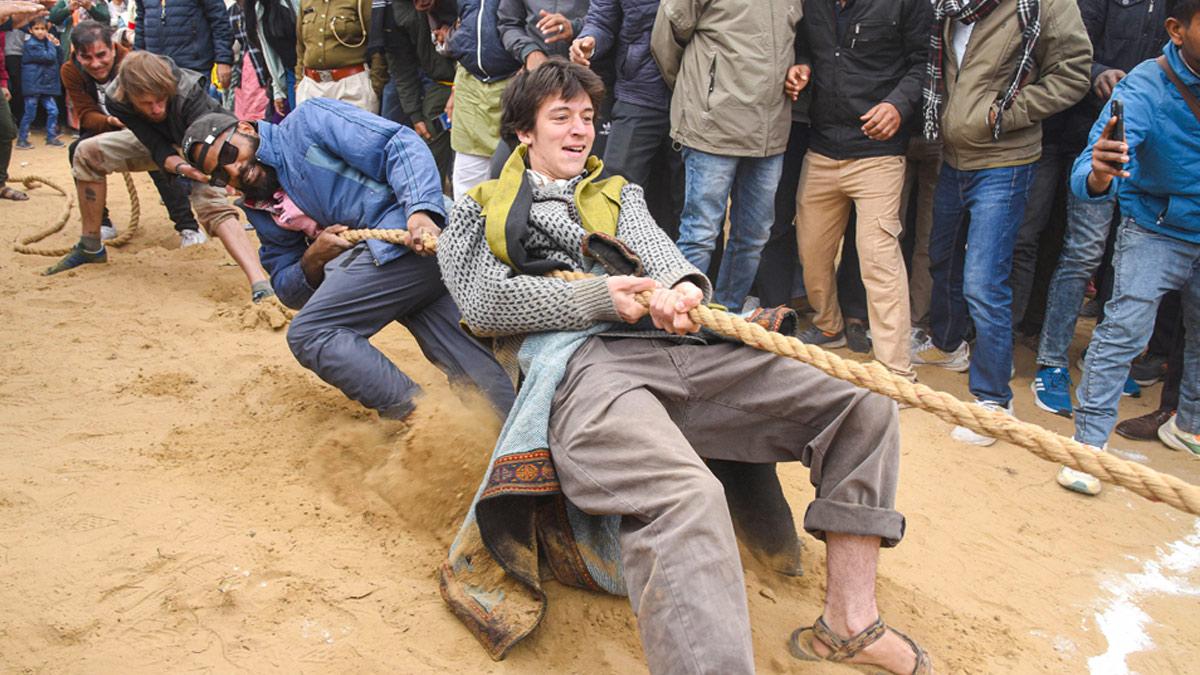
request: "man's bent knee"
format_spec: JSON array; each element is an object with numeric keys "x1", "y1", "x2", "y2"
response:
[
  {"x1": 286, "y1": 315, "x2": 325, "y2": 369},
  {"x1": 72, "y1": 138, "x2": 112, "y2": 182}
]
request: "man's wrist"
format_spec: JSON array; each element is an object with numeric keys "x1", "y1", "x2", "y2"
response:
[{"x1": 1086, "y1": 171, "x2": 1112, "y2": 197}]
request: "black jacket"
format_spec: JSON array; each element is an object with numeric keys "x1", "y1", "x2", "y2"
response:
[
  {"x1": 106, "y1": 63, "x2": 226, "y2": 170},
  {"x1": 797, "y1": 0, "x2": 931, "y2": 159},
  {"x1": 1050, "y1": 0, "x2": 1167, "y2": 152}
]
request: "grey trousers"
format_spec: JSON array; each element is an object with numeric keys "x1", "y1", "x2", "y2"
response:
[
  {"x1": 548, "y1": 337, "x2": 903, "y2": 675},
  {"x1": 287, "y1": 245, "x2": 515, "y2": 418}
]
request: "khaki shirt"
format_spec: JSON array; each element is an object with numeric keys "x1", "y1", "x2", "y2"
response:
[{"x1": 296, "y1": 0, "x2": 371, "y2": 73}]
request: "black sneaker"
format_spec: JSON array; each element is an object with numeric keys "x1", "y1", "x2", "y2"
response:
[
  {"x1": 1130, "y1": 353, "x2": 1167, "y2": 386},
  {"x1": 797, "y1": 326, "x2": 847, "y2": 348},
  {"x1": 845, "y1": 322, "x2": 871, "y2": 354}
]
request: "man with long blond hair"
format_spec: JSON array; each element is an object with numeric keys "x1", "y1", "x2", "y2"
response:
[{"x1": 46, "y1": 51, "x2": 273, "y2": 303}]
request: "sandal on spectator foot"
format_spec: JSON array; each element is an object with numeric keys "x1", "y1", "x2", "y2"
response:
[{"x1": 788, "y1": 615, "x2": 932, "y2": 674}]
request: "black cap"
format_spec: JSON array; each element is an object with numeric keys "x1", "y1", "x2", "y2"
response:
[{"x1": 182, "y1": 112, "x2": 239, "y2": 165}]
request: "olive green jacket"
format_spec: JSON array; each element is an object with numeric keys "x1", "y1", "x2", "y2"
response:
[
  {"x1": 296, "y1": 0, "x2": 371, "y2": 72},
  {"x1": 938, "y1": 0, "x2": 1092, "y2": 170},
  {"x1": 650, "y1": 0, "x2": 802, "y2": 158}
]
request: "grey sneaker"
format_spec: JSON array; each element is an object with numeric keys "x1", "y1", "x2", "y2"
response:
[
  {"x1": 100, "y1": 224, "x2": 118, "y2": 241},
  {"x1": 797, "y1": 325, "x2": 846, "y2": 349},
  {"x1": 911, "y1": 329, "x2": 970, "y2": 372}
]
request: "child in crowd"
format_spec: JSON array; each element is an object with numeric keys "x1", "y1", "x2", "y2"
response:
[{"x1": 17, "y1": 17, "x2": 62, "y2": 148}]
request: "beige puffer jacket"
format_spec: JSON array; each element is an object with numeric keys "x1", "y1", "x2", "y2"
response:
[{"x1": 651, "y1": 0, "x2": 802, "y2": 158}]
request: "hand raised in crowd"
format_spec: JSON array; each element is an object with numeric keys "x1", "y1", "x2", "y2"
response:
[
  {"x1": 273, "y1": 98, "x2": 288, "y2": 116},
  {"x1": 649, "y1": 281, "x2": 704, "y2": 335},
  {"x1": 860, "y1": 102, "x2": 901, "y2": 141},
  {"x1": 1086, "y1": 115, "x2": 1131, "y2": 196},
  {"x1": 1094, "y1": 68, "x2": 1126, "y2": 100},
  {"x1": 215, "y1": 63, "x2": 232, "y2": 91},
  {"x1": 525, "y1": 50, "x2": 548, "y2": 71},
  {"x1": 537, "y1": 10, "x2": 573, "y2": 44},
  {"x1": 784, "y1": 64, "x2": 811, "y2": 101},
  {"x1": 606, "y1": 276, "x2": 658, "y2": 324},
  {"x1": 300, "y1": 224, "x2": 353, "y2": 285},
  {"x1": 406, "y1": 211, "x2": 441, "y2": 256},
  {"x1": 0, "y1": 1, "x2": 49, "y2": 24},
  {"x1": 570, "y1": 36, "x2": 595, "y2": 67},
  {"x1": 47, "y1": 33, "x2": 60, "y2": 46}
]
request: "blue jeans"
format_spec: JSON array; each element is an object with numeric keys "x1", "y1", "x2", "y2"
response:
[
  {"x1": 1035, "y1": 191, "x2": 1117, "y2": 368},
  {"x1": 18, "y1": 94, "x2": 58, "y2": 142},
  {"x1": 677, "y1": 147, "x2": 784, "y2": 312},
  {"x1": 929, "y1": 162, "x2": 1036, "y2": 405},
  {"x1": 1075, "y1": 220, "x2": 1200, "y2": 446}
]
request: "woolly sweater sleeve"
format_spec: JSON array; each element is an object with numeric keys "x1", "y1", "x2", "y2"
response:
[
  {"x1": 438, "y1": 196, "x2": 623, "y2": 337},
  {"x1": 613, "y1": 183, "x2": 712, "y2": 300}
]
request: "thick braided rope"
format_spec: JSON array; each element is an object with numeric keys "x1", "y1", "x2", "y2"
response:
[
  {"x1": 12, "y1": 173, "x2": 141, "y2": 256},
  {"x1": 341, "y1": 229, "x2": 437, "y2": 251},
  {"x1": 546, "y1": 270, "x2": 1200, "y2": 516}
]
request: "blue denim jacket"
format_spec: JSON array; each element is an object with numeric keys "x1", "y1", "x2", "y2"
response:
[
  {"x1": 245, "y1": 98, "x2": 447, "y2": 309},
  {"x1": 1071, "y1": 42, "x2": 1200, "y2": 245}
]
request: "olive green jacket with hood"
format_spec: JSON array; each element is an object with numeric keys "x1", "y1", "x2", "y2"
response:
[
  {"x1": 651, "y1": 0, "x2": 802, "y2": 158},
  {"x1": 938, "y1": 0, "x2": 1092, "y2": 170}
]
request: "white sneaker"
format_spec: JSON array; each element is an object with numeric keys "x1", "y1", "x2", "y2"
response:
[
  {"x1": 179, "y1": 228, "x2": 209, "y2": 248},
  {"x1": 950, "y1": 399, "x2": 1014, "y2": 447},
  {"x1": 100, "y1": 224, "x2": 118, "y2": 241},
  {"x1": 1057, "y1": 466, "x2": 1102, "y2": 495},
  {"x1": 1056, "y1": 442, "x2": 1105, "y2": 496}
]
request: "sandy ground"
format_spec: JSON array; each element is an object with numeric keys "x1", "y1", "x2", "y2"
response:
[{"x1": 1, "y1": 143, "x2": 1199, "y2": 674}]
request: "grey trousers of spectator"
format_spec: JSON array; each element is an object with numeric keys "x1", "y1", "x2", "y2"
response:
[
  {"x1": 287, "y1": 245, "x2": 515, "y2": 418},
  {"x1": 548, "y1": 337, "x2": 904, "y2": 675}
]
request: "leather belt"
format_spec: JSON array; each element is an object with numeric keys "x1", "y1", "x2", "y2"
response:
[{"x1": 303, "y1": 63, "x2": 366, "y2": 83}]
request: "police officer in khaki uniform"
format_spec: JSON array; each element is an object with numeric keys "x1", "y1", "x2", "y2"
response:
[{"x1": 294, "y1": 0, "x2": 379, "y2": 112}]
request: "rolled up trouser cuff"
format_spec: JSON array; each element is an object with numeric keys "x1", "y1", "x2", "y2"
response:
[{"x1": 804, "y1": 500, "x2": 906, "y2": 548}]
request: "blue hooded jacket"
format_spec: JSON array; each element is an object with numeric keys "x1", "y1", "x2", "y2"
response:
[
  {"x1": 21, "y1": 34, "x2": 62, "y2": 96},
  {"x1": 449, "y1": 0, "x2": 521, "y2": 83},
  {"x1": 1071, "y1": 42, "x2": 1200, "y2": 244},
  {"x1": 244, "y1": 98, "x2": 447, "y2": 309}
]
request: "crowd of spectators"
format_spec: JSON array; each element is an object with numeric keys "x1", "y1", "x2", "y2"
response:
[{"x1": 0, "y1": 0, "x2": 1197, "y2": 490}]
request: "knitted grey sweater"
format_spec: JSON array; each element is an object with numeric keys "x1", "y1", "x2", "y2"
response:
[{"x1": 438, "y1": 178, "x2": 711, "y2": 374}]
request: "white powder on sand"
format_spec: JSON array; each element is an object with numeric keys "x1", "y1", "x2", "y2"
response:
[{"x1": 1088, "y1": 519, "x2": 1200, "y2": 674}]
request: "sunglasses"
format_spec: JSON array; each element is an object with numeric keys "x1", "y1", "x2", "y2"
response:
[{"x1": 207, "y1": 139, "x2": 241, "y2": 188}]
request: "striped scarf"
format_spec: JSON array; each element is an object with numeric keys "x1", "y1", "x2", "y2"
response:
[{"x1": 922, "y1": 0, "x2": 1041, "y2": 141}]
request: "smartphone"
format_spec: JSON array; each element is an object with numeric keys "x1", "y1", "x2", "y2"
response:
[
  {"x1": 1110, "y1": 99, "x2": 1125, "y2": 143},
  {"x1": 431, "y1": 111, "x2": 451, "y2": 135}
]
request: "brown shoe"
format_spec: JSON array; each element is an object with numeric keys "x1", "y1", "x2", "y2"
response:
[{"x1": 1115, "y1": 408, "x2": 1176, "y2": 441}]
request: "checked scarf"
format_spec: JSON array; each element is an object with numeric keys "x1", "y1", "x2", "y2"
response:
[{"x1": 922, "y1": 0, "x2": 1041, "y2": 141}]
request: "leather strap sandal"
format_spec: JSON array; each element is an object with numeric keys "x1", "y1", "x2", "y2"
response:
[
  {"x1": 788, "y1": 615, "x2": 932, "y2": 674},
  {"x1": 0, "y1": 185, "x2": 29, "y2": 201}
]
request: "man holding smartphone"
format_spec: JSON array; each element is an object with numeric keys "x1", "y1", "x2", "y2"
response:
[{"x1": 1062, "y1": 0, "x2": 1200, "y2": 493}]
